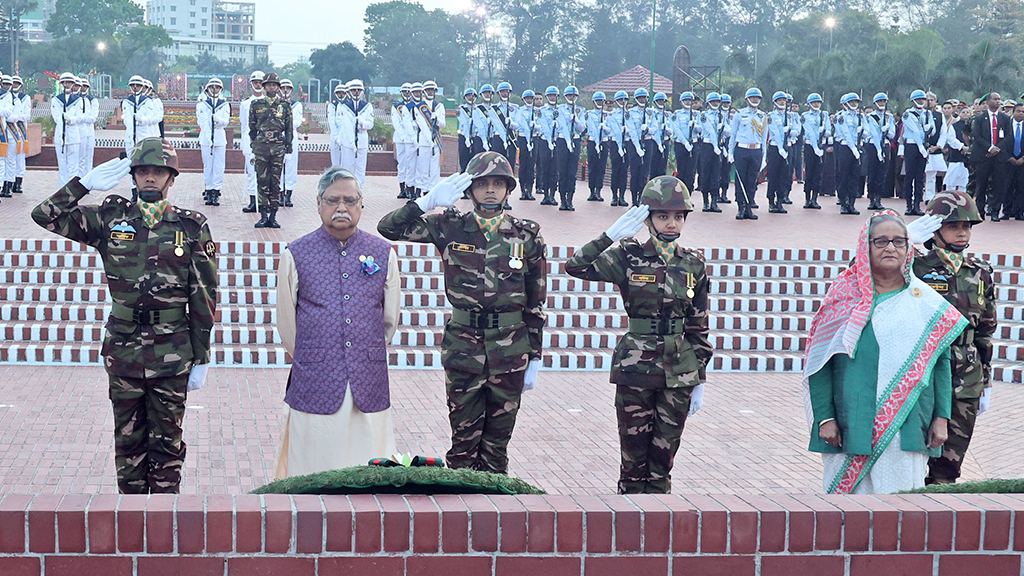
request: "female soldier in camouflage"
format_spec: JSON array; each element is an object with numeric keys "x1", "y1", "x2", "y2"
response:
[
  {"x1": 913, "y1": 190, "x2": 998, "y2": 484},
  {"x1": 564, "y1": 176, "x2": 713, "y2": 494}
]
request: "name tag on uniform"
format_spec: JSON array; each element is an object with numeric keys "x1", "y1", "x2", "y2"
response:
[
  {"x1": 630, "y1": 274, "x2": 657, "y2": 283},
  {"x1": 449, "y1": 242, "x2": 476, "y2": 253},
  {"x1": 927, "y1": 282, "x2": 949, "y2": 292},
  {"x1": 110, "y1": 221, "x2": 136, "y2": 241}
]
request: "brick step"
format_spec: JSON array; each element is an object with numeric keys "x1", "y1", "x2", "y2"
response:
[{"x1": 0, "y1": 286, "x2": 278, "y2": 305}]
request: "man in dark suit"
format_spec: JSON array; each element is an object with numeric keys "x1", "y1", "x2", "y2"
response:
[
  {"x1": 1005, "y1": 103, "x2": 1024, "y2": 220},
  {"x1": 969, "y1": 92, "x2": 1012, "y2": 221}
]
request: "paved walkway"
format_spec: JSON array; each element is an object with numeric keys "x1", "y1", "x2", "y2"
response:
[
  {"x1": 1, "y1": 170, "x2": 1021, "y2": 495},
  {"x1": 0, "y1": 366, "x2": 1020, "y2": 495}
]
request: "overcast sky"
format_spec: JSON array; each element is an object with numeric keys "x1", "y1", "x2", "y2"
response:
[{"x1": 136, "y1": 0, "x2": 460, "y2": 64}]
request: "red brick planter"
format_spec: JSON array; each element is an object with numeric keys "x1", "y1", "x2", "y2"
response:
[{"x1": 0, "y1": 493, "x2": 1020, "y2": 575}]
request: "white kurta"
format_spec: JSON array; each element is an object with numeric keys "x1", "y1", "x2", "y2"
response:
[{"x1": 273, "y1": 242, "x2": 401, "y2": 479}]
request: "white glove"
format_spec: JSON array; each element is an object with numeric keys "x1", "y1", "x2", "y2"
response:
[
  {"x1": 907, "y1": 214, "x2": 943, "y2": 244},
  {"x1": 605, "y1": 205, "x2": 650, "y2": 242},
  {"x1": 728, "y1": 153, "x2": 735, "y2": 164},
  {"x1": 80, "y1": 157, "x2": 132, "y2": 191},
  {"x1": 640, "y1": 124, "x2": 648, "y2": 132},
  {"x1": 978, "y1": 388, "x2": 991, "y2": 416},
  {"x1": 599, "y1": 122, "x2": 607, "y2": 130},
  {"x1": 688, "y1": 384, "x2": 704, "y2": 416},
  {"x1": 187, "y1": 364, "x2": 210, "y2": 391},
  {"x1": 815, "y1": 148, "x2": 824, "y2": 158},
  {"x1": 637, "y1": 146, "x2": 645, "y2": 158},
  {"x1": 415, "y1": 173, "x2": 473, "y2": 212},
  {"x1": 522, "y1": 359, "x2": 541, "y2": 391}
]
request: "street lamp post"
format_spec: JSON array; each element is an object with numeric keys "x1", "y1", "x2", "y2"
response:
[{"x1": 649, "y1": 0, "x2": 656, "y2": 94}]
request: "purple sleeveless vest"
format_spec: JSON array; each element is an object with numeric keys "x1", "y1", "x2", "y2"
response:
[{"x1": 285, "y1": 226, "x2": 392, "y2": 414}]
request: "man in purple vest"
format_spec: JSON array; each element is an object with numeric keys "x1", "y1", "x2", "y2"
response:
[
  {"x1": 379, "y1": 151, "x2": 547, "y2": 475},
  {"x1": 274, "y1": 166, "x2": 401, "y2": 478}
]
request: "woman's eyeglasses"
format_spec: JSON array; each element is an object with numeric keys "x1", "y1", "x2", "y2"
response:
[{"x1": 870, "y1": 237, "x2": 909, "y2": 249}]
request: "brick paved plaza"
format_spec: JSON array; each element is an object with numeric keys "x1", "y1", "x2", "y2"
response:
[{"x1": 1, "y1": 167, "x2": 1021, "y2": 496}]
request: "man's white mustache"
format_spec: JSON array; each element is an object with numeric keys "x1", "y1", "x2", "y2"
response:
[{"x1": 332, "y1": 213, "x2": 352, "y2": 221}]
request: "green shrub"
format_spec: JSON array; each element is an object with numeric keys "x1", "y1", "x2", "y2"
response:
[
  {"x1": 252, "y1": 465, "x2": 545, "y2": 495},
  {"x1": 368, "y1": 120, "x2": 394, "y2": 146},
  {"x1": 34, "y1": 116, "x2": 56, "y2": 138},
  {"x1": 902, "y1": 478, "x2": 1024, "y2": 494}
]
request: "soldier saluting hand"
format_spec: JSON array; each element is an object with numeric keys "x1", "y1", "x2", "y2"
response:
[{"x1": 32, "y1": 138, "x2": 218, "y2": 494}]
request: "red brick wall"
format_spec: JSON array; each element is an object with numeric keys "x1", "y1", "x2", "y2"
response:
[{"x1": 0, "y1": 493, "x2": 1021, "y2": 575}]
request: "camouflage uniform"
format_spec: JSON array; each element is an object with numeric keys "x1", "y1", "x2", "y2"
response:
[
  {"x1": 564, "y1": 176, "x2": 713, "y2": 494},
  {"x1": 915, "y1": 191, "x2": 998, "y2": 484},
  {"x1": 31, "y1": 139, "x2": 218, "y2": 493},
  {"x1": 377, "y1": 152, "x2": 546, "y2": 474},
  {"x1": 248, "y1": 85, "x2": 293, "y2": 211}
]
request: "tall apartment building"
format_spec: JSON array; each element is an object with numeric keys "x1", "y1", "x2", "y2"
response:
[{"x1": 146, "y1": 0, "x2": 267, "y2": 66}]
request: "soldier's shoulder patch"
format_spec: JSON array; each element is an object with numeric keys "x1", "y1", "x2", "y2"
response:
[
  {"x1": 102, "y1": 194, "x2": 129, "y2": 208},
  {"x1": 966, "y1": 255, "x2": 995, "y2": 275},
  {"x1": 837, "y1": 116, "x2": 844, "y2": 124},
  {"x1": 679, "y1": 246, "x2": 706, "y2": 263},
  {"x1": 443, "y1": 206, "x2": 463, "y2": 220},
  {"x1": 175, "y1": 207, "x2": 208, "y2": 227},
  {"x1": 903, "y1": 112, "x2": 909, "y2": 119},
  {"x1": 700, "y1": 113, "x2": 706, "y2": 122},
  {"x1": 511, "y1": 217, "x2": 541, "y2": 236},
  {"x1": 767, "y1": 116, "x2": 772, "y2": 124},
  {"x1": 204, "y1": 240, "x2": 217, "y2": 257}
]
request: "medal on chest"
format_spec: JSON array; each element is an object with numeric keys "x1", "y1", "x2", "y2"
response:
[
  {"x1": 686, "y1": 272, "x2": 695, "y2": 299},
  {"x1": 508, "y1": 242, "x2": 524, "y2": 270},
  {"x1": 173, "y1": 231, "x2": 185, "y2": 257}
]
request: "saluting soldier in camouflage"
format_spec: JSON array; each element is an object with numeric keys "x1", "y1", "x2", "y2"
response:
[
  {"x1": 31, "y1": 138, "x2": 218, "y2": 494},
  {"x1": 914, "y1": 190, "x2": 998, "y2": 484},
  {"x1": 378, "y1": 151, "x2": 546, "y2": 474},
  {"x1": 565, "y1": 176, "x2": 713, "y2": 494},
  {"x1": 248, "y1": 72, "x2": 293, "y2": 229}
]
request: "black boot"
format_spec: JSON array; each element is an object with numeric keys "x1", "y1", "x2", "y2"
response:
[
  {"x1": 809, "y1": 191, "x2": 821, "y2": 209},
  {"x1": 558, "y1": 190, "x2": 570, "y2": 211},
  {"x1": 268, "y1": 207, "x2": 281, "y2": 228},
  {"x1": 520, "y1": 188, "x2": 532, "y2": 201},
  {"x1": 14, "y1": 176, "x2": 23, "y2": 193},
  {"x1": 398, "y1": 183, "x2": 409, "y2": 199},
  {"x1": 708, "y1": 192, "x2": 721, "y2": 213},
  {"x1": 242, "y1": 196, "x2": 257, "y2": 213},
  {"x1": 540, "y1": 190, "x2": 556, "y2": 206},
  {"x1": 847, "y1": 198, "x2": 860, "y2": 215},
  {"x1": 254, "y1": 208, "x2": 271, "y2": 228},
  {"x1": 745, "y1": 206, "x2": 759, "y2": 220},
  {"x1": 567, "y1": 191, "x2": 576, "y2": 211},
  {"x1": 203, "y1": 189, "x2": 212, "y2": 205},
  {"x1": 631, "y1": 189, "x2": 641, "y2": 207},
  {"x1": 718, "y1": 189, "x2": 731, "y2": 203},
  {"x1": 284, "y1": 191, "x2": 293, "y2": 207},
  {"x1": 768, "y1": 197, "x2": 785, "y2": 213},
  {"x1": 211, "y1": 190, "x2": 221, "y2": 206},
  {"x1": 587, "y1": 189, "x2": 600, "y2": 201},
  {"x1": 702, "y1": 191, "x2": 713, "y2": 212},
  {"x1": 0, "y1": 182, "x2": 11, "y2": 198},
  {"x1": 803, "y1": 191, "x2": 815, "y2": 209},
  {"x1": 781, "y1": 191, "x2": 793, "y2": 205}
]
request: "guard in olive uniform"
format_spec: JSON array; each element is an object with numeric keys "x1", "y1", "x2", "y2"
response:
[
  {"x1": 248, "y1": 72, "x2": 293, "y2": 229},
  {"x1": 377, "y1": 151, "x2": 547, "y2": 474},
  {"x1": 914, "y1": 191, "x2": 997, "y2": 484},
  {"x1": 31, "y1": 138, "x2": 218, "y2": 493},
  {"x1": 564, "y1": 176, "x2": 712, "y2": 494}
]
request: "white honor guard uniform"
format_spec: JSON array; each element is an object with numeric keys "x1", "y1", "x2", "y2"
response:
[
  {"x1": 337, "y1": 79, "x2": 375, "y2": 186},
  {"x1": 10, "y1": 76, "x2": 30, "y2": 193},
  {"x1": 197, "y1": 77, "x2": 229, "y2": 205},
  {"x1": 412, "y1": 80, "x2": 446, "y2": 193},
  {"x1": 328, "y1": 83, "x2": 347, "y2": 167},
  {"x1": 280, "y1": 79, "x2": 303, "y2": 201},
  {"x1": 0, "y1": 75, "x2": 22, "y2": 193},
  {"x1": 240, "y1": 71, "x2": 264, "y2": 212},
  {"x1": 141, "y1": 79, "x2": 164, "y2": 139},
  {"x1": 393, "y1": 83, "x2": 415, "y2": 198},
  {"x1": 75, "y1": 77, "x2": 99, "y2": 177},
  {"x1": 51, "y1": 72, "x2": 83, "y2": 186},
  {"x1": 121, "y1": 76, "x2": 154, "y2": 153}
]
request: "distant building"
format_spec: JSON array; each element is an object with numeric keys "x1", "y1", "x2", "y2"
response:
[
  {"x1": 19, "y1": 0, "x2": 57, "y2": 43},
  {"x1": 146, "y1": 0, "x2": 266, "y2": 66}
]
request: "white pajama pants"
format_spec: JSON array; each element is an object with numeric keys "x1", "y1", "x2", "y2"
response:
[
  {"x1": 330, "y1": 142, "x2": 343, "y2": 167},
  {"x1": 78, "y1": 136, "x2": 95, "y2": 178},
  {"x1": 339, "y1": 146, "x2": 368, "y2": 186},
  {"x1": 244, "y1": 153, "x2": 257, "y2": 197},
  {"x1": 413, "y1": 145, "x2": 440, "y2": 191},
  {"x1": 56, "y1": 142, "x2": 81, "y2": 187},
  {"x1": 201, "y1": 143, "x2": 226, "y2": 189},
  {"x1": 16, "y1": 148, "x2": 25, "y2": 177},
  {"x1": 283, "y1": 149, "x2": 298, "y2": 191},
  {"x1": 945, "y1": 162, "x2": 968, "y2": 191}
]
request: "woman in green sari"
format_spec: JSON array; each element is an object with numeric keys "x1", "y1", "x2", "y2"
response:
[{"x1": 803, "y1": 210, "x2": 967, "y2": 494}]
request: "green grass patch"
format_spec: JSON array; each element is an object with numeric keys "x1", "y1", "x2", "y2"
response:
[
  {"x1": 902, "y1": 478, "x2": 1024, "y2": 494},
  {"x1": 251, "y1": 465, "x2": 546, "y2": 495}
]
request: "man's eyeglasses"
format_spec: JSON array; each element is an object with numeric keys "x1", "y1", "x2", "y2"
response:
[
  {"x1": 321, "y1": 196, "x2": 361, "y2": 208},
  {"x1": 870, "y1": 237, "x2": 909, "y2": 249}
]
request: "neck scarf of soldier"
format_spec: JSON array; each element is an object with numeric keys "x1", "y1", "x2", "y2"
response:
[
  {"x1": 651, "y1": 236, "x2": 679, "y2": 265},
  {"x1": 139, "y1": 198, "x2": 171, "y2": 229},
  {"x1": 935, "y1": 247, "x2": 965, "y2": 274},
  {"x1": 473, "y1": 212, "x2": 504, "y2": 242}
]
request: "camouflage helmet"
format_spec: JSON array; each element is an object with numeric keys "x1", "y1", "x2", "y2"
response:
[
  {"x1": 466, "y1": 151, "x2": 517, "y2": 192},
  {"x1": 641, "y1": 176, "x2": 693, "y2": 212},
  {"x1": 925, "y1": 189, "x2": 982, "y2": 225},
  {"x1": 129, "y1": 137, "x2": 179, "y2": 176},
  {"x1": 262, "y1": 72, "x2": 281, "y2": 86}
]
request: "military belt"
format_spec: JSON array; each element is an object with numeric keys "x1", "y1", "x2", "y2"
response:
[
  {"x1": 259, "y1": 130, "x2": 285, "y2": 138},
  {"x1": 958, "y1": 328, "x2": 975, "y2": 345},
  {"x1": 738, "y1": 143, "x2": 761, "y2": 150},
  {"x1": 627, "y1": 317, "x2": 686, "y2": 335},
  {"x1": 110, "y1": 302, "x2": 187, "y2": 325},
  {"x1": 450, "y1": 309, "x2": 522, "y2": 330}
]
